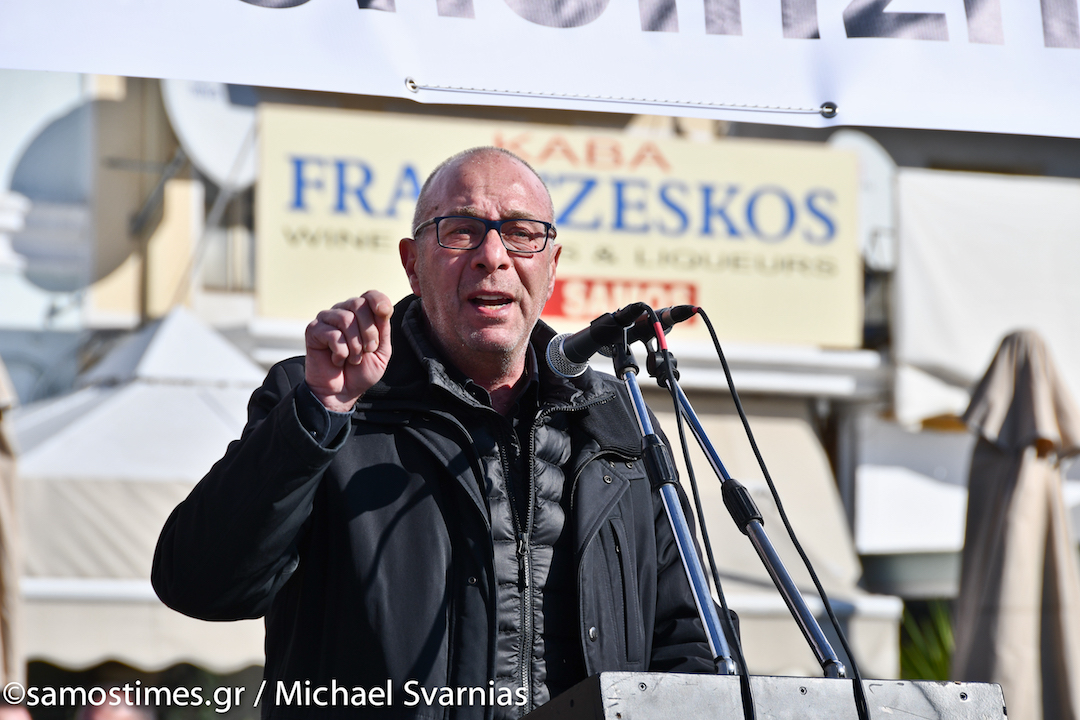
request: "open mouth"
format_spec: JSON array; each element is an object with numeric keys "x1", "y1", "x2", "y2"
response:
[{"x1": 469, "y1": 294, "x2": 513, "y2": 308}]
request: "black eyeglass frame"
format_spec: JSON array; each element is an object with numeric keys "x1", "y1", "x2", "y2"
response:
[{"x1": 413, "y1": 215, "x2": 556, "y2": 254}]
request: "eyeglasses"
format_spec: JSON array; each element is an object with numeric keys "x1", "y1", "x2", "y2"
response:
[{"x1": 413, "y1": 216, "x2": 555, "y2": 254}]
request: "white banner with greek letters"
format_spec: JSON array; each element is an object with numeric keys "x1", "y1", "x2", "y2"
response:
[{"x1": 0, "y1": 0, "x2": 1078, "y2": 137}]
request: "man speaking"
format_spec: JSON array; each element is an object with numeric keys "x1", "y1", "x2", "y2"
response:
[{"x1": 152, "y1": 147, "x2": 713, "y2": 718}]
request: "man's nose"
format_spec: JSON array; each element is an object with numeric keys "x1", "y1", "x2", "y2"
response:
[{"x1": 471, "y1": 227, "x2": 511, "y2": 269}]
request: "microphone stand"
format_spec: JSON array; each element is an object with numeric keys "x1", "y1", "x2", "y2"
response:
[
  {"x1": 649, "y1": 350, "x2": 847, "y2": 679},
  {"x1": 607, "y1": 338, "x2": 738, "y2": 676}
]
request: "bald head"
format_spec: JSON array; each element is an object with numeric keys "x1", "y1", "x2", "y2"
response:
[{"x1": 411, "y1": 147, "x2": 554, "y2": 236}]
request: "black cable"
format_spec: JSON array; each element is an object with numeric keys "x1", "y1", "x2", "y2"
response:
[
  {"x1": 696, "y1": 308, "x2": 872, "y2": 720},
  {"x1": 641, "y1": 307, "x2": 757, "y2": 720}
]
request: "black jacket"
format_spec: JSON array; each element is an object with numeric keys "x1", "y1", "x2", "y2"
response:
[{"x1": 153, "y1": 297, "x2": 713, "y2": 719}]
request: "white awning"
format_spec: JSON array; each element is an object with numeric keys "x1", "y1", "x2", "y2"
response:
[
  {"x1": 21, "y1": 583, "x2": 263, "y2": 673},
  {"x1": 12, "y1": 307, "x2": 266, "y2": 672}
]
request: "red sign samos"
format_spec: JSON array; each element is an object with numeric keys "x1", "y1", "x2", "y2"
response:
[{"x1": 545, "y1": 278, "x2": 698, "y2": 322}]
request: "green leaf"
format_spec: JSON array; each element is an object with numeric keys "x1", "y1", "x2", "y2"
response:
[{"x1": 899, "y1": 600, "x2": 953, "y2": 680}]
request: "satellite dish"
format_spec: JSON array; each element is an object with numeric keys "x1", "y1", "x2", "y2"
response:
[
  {"x1": 161, "y1": 80, "x2": 258, "y2": 191},
  {"x1": 828, "y1": 129, "x2": 898, "y2": 271},
  {"x1": 0, "y1": 191, "x2": 30, "y2": 271}
]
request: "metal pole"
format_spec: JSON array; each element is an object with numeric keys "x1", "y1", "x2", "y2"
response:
[
  {"x1": 613, "y1": 349, "x2": 737, "y2": 676},
  {"x1": 667, "y1": 380, "x2": 847, "y2": 679}
]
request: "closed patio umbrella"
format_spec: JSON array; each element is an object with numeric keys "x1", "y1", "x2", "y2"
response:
[
  {"x1": 953, "y1": 330, "x2": 1080, "y2": 720},
  {"x1": 0, "y1": 358, "x2": 21, "y2": 684}
]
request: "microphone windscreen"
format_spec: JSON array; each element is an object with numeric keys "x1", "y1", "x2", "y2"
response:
[{"x1": 546, "y1": 334, "x2": 589, "y2": 378}]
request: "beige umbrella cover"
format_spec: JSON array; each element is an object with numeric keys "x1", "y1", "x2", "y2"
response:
[
  {"x1": 0, "y1": 358, "x2": 22, "y2": 684},
  {"x1": 953, "y1": 330, "x2": 1080, "y2": 720}
]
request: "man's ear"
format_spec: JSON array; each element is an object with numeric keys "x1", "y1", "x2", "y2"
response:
[
  {"x1": 399, "y1": 238, "x2": 423, "y2": 296},
  {"x1": 546, "y1": 243, "x2": 562, "y2": 298}
]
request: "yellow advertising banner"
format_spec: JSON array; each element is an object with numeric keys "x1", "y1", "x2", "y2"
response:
[{"x1": 257, "y1": 105, "x2": 861, "y2": 347}]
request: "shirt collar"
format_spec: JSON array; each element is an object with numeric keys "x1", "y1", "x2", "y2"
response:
[{"x1": 408, "y1": 301, "x2": 540, "y2": 414}]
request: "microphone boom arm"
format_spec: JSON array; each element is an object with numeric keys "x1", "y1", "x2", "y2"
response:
[
  {"x1": 608, "y1": 340, "x2": 738, "y2": 676},
  {"x1": 663, "y1": 370, "x2": 847, "y2": 679}
]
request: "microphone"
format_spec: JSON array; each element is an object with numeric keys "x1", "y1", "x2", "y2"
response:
[
  {"x1": 615, "y1": 304, "x2": 698, "y2": 350},
  {"x1": 546, "y1": 302, "x2": 647, "y2": 378}
]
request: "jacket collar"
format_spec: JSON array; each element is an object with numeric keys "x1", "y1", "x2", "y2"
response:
[{"x1": 358, "y1": 295, "x2": 642, "y2": 457}]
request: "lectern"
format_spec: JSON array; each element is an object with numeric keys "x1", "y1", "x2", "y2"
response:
[{"x1": 525, "y1": 673, "x2": 1006, "y2": 720}]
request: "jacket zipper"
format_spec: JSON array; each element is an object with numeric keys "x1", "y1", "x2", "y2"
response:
[
  {"x1": 514, "y1": 396, "x2": 614, "y2": 714},
  {"x1": 517, "y1": 528, "x2": 532, "y2": 715},
  {"x1": 495, "y1": 429, "x2": 531, "y2": 714},
  {"x1": 517, "y1": 417, "x2": 539, "y2": 713},
  {"x1": 612, "y1": 527, "x2": 626, "y2": 656}
]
